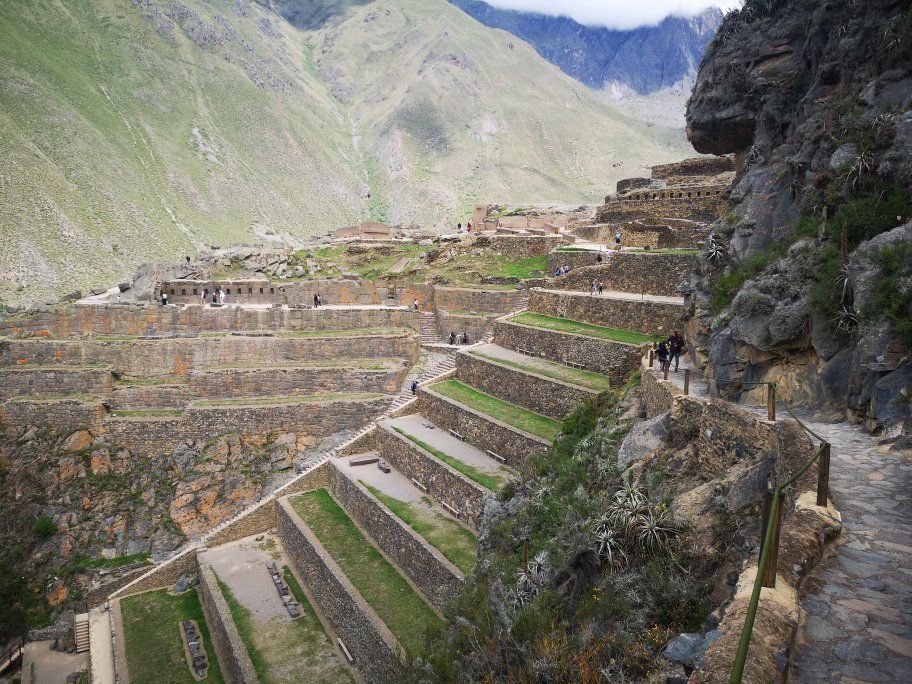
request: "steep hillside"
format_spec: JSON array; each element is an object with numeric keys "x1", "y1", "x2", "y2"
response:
[
  {"x1": 0, "y1": 0, "x2": 692, "y2": 306},
  {"x1": 449, "y1": 0, "x2": 722, "y2": 94}
]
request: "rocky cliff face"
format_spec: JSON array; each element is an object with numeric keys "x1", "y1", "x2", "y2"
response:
[{"x1": 684, "y1": 0, "x2": 912, "y2": 434}]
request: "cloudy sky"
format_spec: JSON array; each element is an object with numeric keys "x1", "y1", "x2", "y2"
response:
[{"x1": 485, "y1": 1, "x2": 742, "y2": 30}]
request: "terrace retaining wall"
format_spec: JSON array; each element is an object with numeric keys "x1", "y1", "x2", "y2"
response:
[
  {"x1": 278, "y1": 497, "x2": 402, "y2": 683},
  {"x1": 548, "y1": 252, "x2": 698, "y2": 297},
  {"x1": 477, "y1": 234, "x2": 570, "y2": 259},
  {"x1": 416, "y1": 388, "x2": 550, "y2": 468},
  {"x1": 529, "y1": 289, "x2": 682, "y2": 336},
  {"x1": 493, "y1": 319, "x2": 644, "y2": 381},
  {"x1": 0, "y1": 367, "x2": 112, "y2": 398},
  {"x1": 329, "y1": 463, "x2": 464, "y2": 612},
  {"x1": 375, "y1": 426, "x2": 487, "y2": 525},
  {"x1": 595, "y1": 197, "x2": 724, "y2": 224},
  {"x1": 456, "y1": 350, "x2": 595, "y2": 419},
  {"x1": 573, "y1": 221, "x2": 710, "y2": 249},
  {"x1": 197, "y1": 562, "x2": 259, "y2": 684},
  {"x1": 0, "y1": 397, "x2": 104, "y2": 433}
]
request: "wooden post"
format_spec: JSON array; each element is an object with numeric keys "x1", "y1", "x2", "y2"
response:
[
  {"x1": 684, "y1": 369, "x2": 691, "y2": 395},
  {"x1": 767, "y1": 384, "x2": 776, "y2": 422},
  {"x1": 762, "y1": 501, "x2": 782, "y2": 588},
  {"x1": 648, "y1": 349, "x2": 654, "y2": 367},
  {"x1": 663, "y1": 365, "x2": 669, "y2": 380},
  {"x1": 816, "y1": 443, "x2": 831, "y2": 507}
]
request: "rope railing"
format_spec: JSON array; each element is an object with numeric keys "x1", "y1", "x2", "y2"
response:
[{"x1": 643, "y1": 351, "x2": 833, "y2": 682}]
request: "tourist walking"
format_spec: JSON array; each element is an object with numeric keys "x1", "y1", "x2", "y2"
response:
[
  {"x1": 201, "y1": 288, "x2": 208, "y2": 305},
  {"x1": 448, "y1": 331, "x2": 456, "y2": 345},
  {"x1": 596, "y1": 253, "x2": 603, "y2": 264},
  {"x1": 460, "y1": 331, "x2": 469, "y2": 345},
  {"x1": 186, "y1": 256, "x2": 191, "y2": 267},
  {"x1": 597, "y1": 281, "x2": 604, "y2": 295},
  {"x1": 667, "y1": 331, "x2": 685, "y2": 372},
  {"x1": 317, "y1": 294, "x2": 322, "y2": 307},
  {"x1": 313, "y1": 293, "x2": 318, "y2": 308},
  {"x1": 467, "y1": 222, "x2": 472, "y2": 233},
  {"x1": 656, "y1": 340, "x2": 669, "y2": 373},
  {"x1": 161, "y1": 291, "x2": 168, "y2": 306},
  {"x1": 413, "y1": 298, "x2": 420, "y2": 311},
  {"x1": 219, "y1": 288, "x2": 225, "y2": 305},
  {"x1": 411, "y1": 380, "x2": 419, "y2": 395},
  {"x1": 590, "y1": 279, "x2": 597, "y2": 295},
  {"x1": 615, "y1": 231, "x2": 622, "y2": 250}
]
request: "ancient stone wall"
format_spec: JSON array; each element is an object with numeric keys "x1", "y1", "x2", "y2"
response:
[
  {"x1": 328, "y1": 464, "x2": 464, "y2": 611},
  {"x1": 2, "y1": 334, "x2": 420, "y2": 376},
  {"x1": 0, "y1": 367, "x2": 113, "y2": 398},
  {"x1": 548, "y1": 252, "x2": 698, "y2": 297},
  {"x1": 197, "y1": 562, "x2": 259, "y2": 684},
  {"x1": 493, "y1": 319, "x2": 643, "y2": 381},
  {"x1": 103, "y1": 396, "x2": 391, "y2": 458},
  {"x1": 416, "y1": 387, "x2": 550, "y2": 467},
  {"x1": 456, "y1": 351, "x2": 594, "y2": 419},
  {"x1": 529, "y1": 289, "x2": 682, "y2": 336},
  {"x1": 623, "y1": 185, "x2": 728, "y2": 202},
  {"x1": 547, "y1": 250, "x2": 607, "y2": 273},
  {"x1": 478, "y1": 235, "x2": 571, "y2": 259},
  {"x1": 435, "y1": 313, "x2": 496, "y2": 344},
  {"x1": 374, "y1": 427, "x2": 486, "y2": 525},
  {"x1": 595, "y1": 198, "x2": 724, "y2": 224},
  {"x1": 187, "y1": 364, "x2": 408, "y2": 398},
  {"x1": 160, "y1": 279, "x2": 280, "y2": 305},
  {"x1": 0, "y1": 303, "x2": 418, "y2": 338},
  {"x1": 433, "y1": 287, "x2": 524, "y2": 314},
  {"x1": 285, "y1": 280, "x2": 434, "y2": 309},
  {"x1": 650, "y1": 156, "x2": 734, "y2": 179},
  {"x1": 0, "y1": 397, "x2": 104, "y2": 432},
  {"x1": 572, "y1": 222, "x2": 710, "y2": 249},
  {"x1": 109, "y1": 383, "x2": 192, "y2": 410},
  {"x1": 278, "y1": 497, "x2": 402, "y2": 682}
]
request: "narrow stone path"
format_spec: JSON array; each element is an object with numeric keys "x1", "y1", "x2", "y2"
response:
[
  {"x1": 653, "y1": 357, "x2": 912, "y2": 681},
  {"x1": 535, "y1": 286, "x2": 685, "y2": 305}
]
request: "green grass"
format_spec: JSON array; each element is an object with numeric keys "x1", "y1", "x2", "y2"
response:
[
  {"x1": 63, "y1": 552, "x2": 150, "y2": 575},
  {"x1": 120, "y1": 588, "x2": 225, "y2": 684},
  {"x1": 192, "y1": 393, "x2": 384, "y2": 407},
  {"x1": 508, "y1": 313, "x2": 654, "y2": 344},
  {"x1": 217, "y1": 569, "x2": 353, "y2": 684},
  {"x1": 392, "y1": 427, "x2": 505, "y2": 490},
  {"x1": 200, "y1": 358, "x2": 399, "y2": 371},
  {"x1": 109, "y1": 409, "x2": 182, "y2": 417},
  {"x1": 468, "y1": 350, "x2": 611, "y2": 391},
  {"x1": 492, "y1": 256, "x2": 548, "y2": 279},
  {"x1": 276, "y1": 327, "x2": 414, "y2": 338},
  {"x1": 9, "y1": 393, "x2": 97, "y2": 403},
  {"x1": 289, "y1": 489, "x2": 442, "y2": 655},
  {"x1": 116, "y1": 377, "x2": 189, "y2": 386},
  {"x1": 363, "y1": 484, "x2": 477, "y2": 575},
  {"x1": 430, "y1": 380, "x2": 561, "y2": 441}
]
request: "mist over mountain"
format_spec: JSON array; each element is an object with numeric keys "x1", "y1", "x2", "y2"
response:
[{"x1": 449, "y1": 0, "x2": 723, "y2": 93}]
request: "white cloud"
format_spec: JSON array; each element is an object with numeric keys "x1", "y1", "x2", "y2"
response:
[{"x1": 484, "y1": 1, "x2": 742, "y2": 30}]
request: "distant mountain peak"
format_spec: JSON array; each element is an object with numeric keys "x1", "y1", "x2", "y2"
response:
[{"x1": 449, "y1": 0, "x2": 722, "y2": 94}]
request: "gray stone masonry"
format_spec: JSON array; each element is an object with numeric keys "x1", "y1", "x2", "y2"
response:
[
  {"x1": 529, "y1": 288, "x2": 683, "y2": 336},
  {"x1": 328, "y1": 462, "x2": 464, "y2": 611},
  {"x1": 416, "y1": 386, "x2": 550, "y2": 468},
  {"x1": 277, "y1": 497, "x2": 402, "y2": 683}
]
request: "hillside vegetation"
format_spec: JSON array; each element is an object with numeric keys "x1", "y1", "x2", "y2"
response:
[{"x1": 0, "y1": 0, "x2": 691, "y2": 305}]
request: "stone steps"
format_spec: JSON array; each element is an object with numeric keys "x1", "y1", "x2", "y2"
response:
[{"x1": 74, "y1": 612, "x2": 90, "y2": 653}]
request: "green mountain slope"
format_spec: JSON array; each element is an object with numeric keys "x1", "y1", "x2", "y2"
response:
[{"x1": 0, "y1": 0, "x2": 692, "y2": 304}]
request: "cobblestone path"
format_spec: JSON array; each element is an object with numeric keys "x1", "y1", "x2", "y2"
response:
[{"x1": 661, "y1": 360, "x2": 912, "y2": 681}]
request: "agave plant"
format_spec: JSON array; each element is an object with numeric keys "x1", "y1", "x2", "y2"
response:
[
  {"x1": 833, "y1": 263, "x2": 853, "y2": 305},
  {"x1": 883, "y1": 14, "x2": 902, "y2": 52},
  {"x1": 703, "y1": 233, "x2": 728, "y2": 265},
  {"x1": 831, "y1": 305, "x2": 859, "y2": 335},
  {"x1": 635, "y1": 509, "x2": 679, "y2": 550},
  {"x1": 844, "y1": 151, "x2": 875, "y2": 190},
  {"x1": 592, "y1": 527, "x2": 627, "y2": 570}
]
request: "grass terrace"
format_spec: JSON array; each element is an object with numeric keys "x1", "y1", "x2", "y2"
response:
[
  {"x1": 216, "y1": 574, "x2": 352, "y2": 684},
  {"x1": 467, "y1": 350, "x2": 611, "y2": 391},
  {"x1": 429, "y1": 380, "x2": 560, "y2": 441},
  {"x1": 363, "y1": 483, "x2": 477, "y2": 575},
  {"x1": 192, "y1": 392, "x2": 385, "y2": 407},
  {"x1": 289, "y1": 489, "x2": 442, "y2": 656},
  {"x1": 508, "y1": 313, "x2": 655, "y2": 344},
  {"x1": 9, "y1": 393, "x2": 97, "y2": 403},
  {"x1": 635, "y1": 248, "x2": 700, "y2": 255},
  {"x1": 120, "y1": 588, "x2": 225, "y2": 684},
  {"x1": 392, "y1": 427, "x2": 506, "y2": 490},
  {"x1": 109, "y1": 408, "x2": 183, "y2": 418},
  {"x1": 199, "y1": 358, "x2": 402, "y2": 371},
  {"x1": 276, "y1": 327, "x2": 414, "y2": 338}
]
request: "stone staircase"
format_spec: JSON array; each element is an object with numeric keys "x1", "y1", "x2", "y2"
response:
[
  {"x1": 418, "y1": 311, "x2": 440, "y2": 343},
  {"x1": 74, "y1": 612, "x2": 90, "y2": 653},
  {"x1": 387, "y1": 351, "x2": 456, "y2": 414}
]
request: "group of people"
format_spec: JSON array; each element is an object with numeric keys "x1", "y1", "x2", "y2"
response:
[
  {"x1": 456, "y1": 222, "x2": 474, "y2": 233},
  {"x1": 589, "y1": 279, "x2": 605, "y2": 295},
  {"x1": 312, "y1": 294, "x2": 323, "y2": 307},
  {"x1": 655, "y1": 331, "x2": 686, "y2": 373},
  {"x1": 200, "y1": 288, "x2": 226, "y2": 306},
  {"x1": 448, "y1": 331, "x2": 470, "y2": 345}
]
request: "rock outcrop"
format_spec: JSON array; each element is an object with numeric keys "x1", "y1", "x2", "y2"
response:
[{"x1": 684, "y1": 0, "x2": 912, "y2": 433}]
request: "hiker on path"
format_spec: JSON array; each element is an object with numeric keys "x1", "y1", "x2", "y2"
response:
[
  {"x1": 460, "y1": 331, "x2": 469, "y2": 345},
  {"x1": 667, "y1": 331, "x2": 686, "y2": 372},
  {"x1": 596, "y1": 253, "x2": 603, "y2": 264},
  {"x1": 615, "y1": 231, "x2": 622, "y2": 250},
  {"x1": 161, "y1": 291, "x2": 169, "y2": 306},
  {"x1": 202, "y1": 288, "x2": 208, "y2": 305},
  {"x1": 317, "y1": 294, "x2": 322, "y2": 307},
  {"x1": 448, "y1": 331, "x2": 456, "y2": 345},
  {"x1": 413, "y1": 298, "x2": 420, "y2": 311},
  {"x1": 590, "y1": 279, "x2": 597, "y2": 295},
  {"x1": 457, "y1": 222, "x2": 462, "y2": 232},
  {"x1": 657, "y1": 340, "x2": 669, "y2": 373},
  {"x1": 313, "y1": 293, "x2": 318, "y2": 308},
  {"x1": 219, "y1": 288, "x2": 225, "y2": 305},
  {"x1": 597, "y1": 281, "x2": 604, "y2": 295},
  {"x1": 186, "y1": 256, "x2": 191, "y2": 267},
  {"x1": 411, "y1": 380, "x2": 419, "y2": 395},
  {"x1": 467, "y1": 222, "x2": 472, "y2": 233}
]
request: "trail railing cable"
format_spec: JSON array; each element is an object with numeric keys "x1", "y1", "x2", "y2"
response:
[{"x1": 645, "y1": 353, "x2": 833, "y2": 682}]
